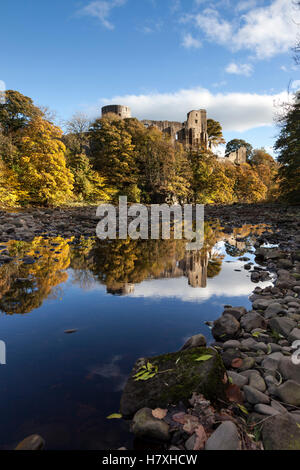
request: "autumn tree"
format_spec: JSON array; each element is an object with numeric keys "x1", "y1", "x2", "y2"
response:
[
  {"x1": 0, "y1": 158, "x2": 27, "y2": 207},
  {"x1": 0, "y1": 90, "x2": 43, "y2": 135},
  {"x1": 207, "y1": 119, "x2": 225, "y2": 148},
  {"x1": 18, "y1": 117, "x2": 74, "y2": 206},
  {"x1": 89, "y1": 115, "x2": 139, "y2": 201},
  {"x1": 66, "y1": 151, "x2": 114, "y2": 202}
]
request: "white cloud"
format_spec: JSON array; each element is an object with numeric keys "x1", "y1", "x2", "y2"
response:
[
  {"x1": 291, "y1": 80, "x2": 300, "y2": 90},
  {"x1": 225, "y1": 62, "x2": 253, "y2": 76},
  {"x1": 235, "y1": 0, "x2": 257, "y2": 12},
  {"x1": 93, "y1": 86, "x2": 288, "y2": 132},
  {"x1": 189, "y1": 0, "x2": 300, "y2": 59},
  {"x1": 77, "y1": 0, "x2": 127, "y2": 30},
  {"x1": 182, "y1": 33, "x2": 202, "y2": 49},
  {"x1": 0, "y1": 80, "x2": 6, "y2": 104}
]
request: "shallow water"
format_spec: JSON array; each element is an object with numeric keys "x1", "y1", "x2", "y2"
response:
[{"x1": 0, "y1": 222, "x2": 272, "y2": 449}]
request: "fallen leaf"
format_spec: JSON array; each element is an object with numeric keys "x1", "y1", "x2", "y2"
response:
[
  {"x1": 152, "y1": 408, "x2": 167, "y2": 420},
  {"x1": 194, "y1": 425, "x2": 208, "y2": 450},
  {"x1": 172, "y1": 412, "x2": 187, "y2": 425},
  {"x1": 107, "y1": 413, "x2": 122, "y2": 419},
  {"x1": 226, "y1": 384, "x2": 244, "y2": 404},
  {"x1": 195, "y1": 354, "x2": 213, "y2": 362},
  {"x1": 183, "y1": 416, "x2": 200, "y2": 435}
]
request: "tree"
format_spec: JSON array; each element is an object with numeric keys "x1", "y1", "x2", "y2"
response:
[
  {"x1": 18, "y1": 117, "x2": 74, "y2": 206},
  {"x1": 207, "y1": 119, "x2": 225, "y2": 148},
  {"x1": 64, "y1": 112, "x2": 91, "y2": 155},
  {"x1": 89, "y1": 115, "x2": 139, "y2": 201},
  {"x1": 0, "y1": 158, "x2": 27, "y2": 207},
  {"x1": 66, "y1": 151, "x2": 114, "y2": 202},
  {"x1": 0, "y1": 90, "x2": 42, "y2": 135},
  {"x1": 274, "y1": 97, "x2": 300, "y2": 203},
  {"x1": 225, "y1": 139, "x2": 253, "y2": 160},
  {"x1": 250, "y1": 148, "x2": 275, "y2": 167}
]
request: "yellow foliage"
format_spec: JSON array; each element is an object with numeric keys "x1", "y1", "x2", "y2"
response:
[
  {"x1": 0, "y1": 158, "x2": 27, "y2": 207},
  {"x1": 19, "y1": 118, "x2": 74, "y2": 206}
]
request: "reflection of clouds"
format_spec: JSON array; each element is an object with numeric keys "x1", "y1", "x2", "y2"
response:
[
  {"x1": 86, "y1": 355, "x2": 127, "y2": 392},
  {"x1": 128, "y1": 261, "x2": 272, "y2": 303}
]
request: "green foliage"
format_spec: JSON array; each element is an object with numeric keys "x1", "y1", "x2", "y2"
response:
[
  {"x1": 275, "y1": 100, "x2": 300, "y2": 203},
  {"x1": 134, "y1": 362, "x2": 159, "y2": 381},
  {"x1": 207, "y1": 119, "x2": 225, "y2": 148},
  {"x1": 226, "y1": 139, "x2": 253, "y2": 160}
]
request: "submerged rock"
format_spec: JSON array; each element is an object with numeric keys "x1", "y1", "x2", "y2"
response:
[
  {"x1": 15, "y1": 434, "x2": 45, "y2": 450},
  {"x1": 120, "y1": 347, "x2": 226, "y2": 417},
  {"x1": 131, "y1": 408, "x2": 170, "y2": 442}
]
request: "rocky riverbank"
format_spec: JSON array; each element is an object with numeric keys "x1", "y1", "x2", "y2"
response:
[{"x1": 117, "y1": 204, "x2": 300, "y2": 451}]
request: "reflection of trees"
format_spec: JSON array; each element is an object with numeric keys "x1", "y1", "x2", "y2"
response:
[
  {"x1": 0, "y1": 237, "x2": 71, "y2": 314},
  {"x1": 0, "y1": 221, "x2": 270, "y2": 312}
]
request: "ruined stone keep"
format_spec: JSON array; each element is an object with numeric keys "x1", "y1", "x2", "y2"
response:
[{"x1": 142, "y1": 109, "x2": 208, "y2": 149}]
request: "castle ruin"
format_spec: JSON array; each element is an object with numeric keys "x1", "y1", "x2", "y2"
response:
[{"x1": 101, "y1": 104, "x2": 246, "y2": 162}]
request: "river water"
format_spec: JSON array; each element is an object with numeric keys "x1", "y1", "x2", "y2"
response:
[{"x1": 0, "y1": 222, "x2": 272, "y2": 449}]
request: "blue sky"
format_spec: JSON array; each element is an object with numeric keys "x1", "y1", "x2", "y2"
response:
[{"x1": 1, "y1": 0, "x2": 299, "y2": 154}]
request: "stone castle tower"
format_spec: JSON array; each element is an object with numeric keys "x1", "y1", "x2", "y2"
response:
[{"x1": 102, "y1": 104, "x2": 131, "y2": 119}]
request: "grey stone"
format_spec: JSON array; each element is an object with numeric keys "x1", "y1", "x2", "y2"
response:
[
  {"x1": 269, "y1": 317, "x2": 296, "y2": 339},
  {"x1": 276, "y1": 380, "x2": 300, "y2": 406},
  {"x1": 205, "y1": 421, "x2": 240, "y2": 451},
  {"x1": 278, "y1": 356, "x2": 300, "y2": 383},
  {"x1": 243, "y1": 385, "x2": 270, "y2": 405},
  {"x1": 227, "y1": 370, "x2": 248, "y2": 387},
  {"x1": 249, "y1": 373, "x2": 267, "y2": 392},
  {"x1": 288, "y1": 328, "x2": 300, "y2": 343},
  {"x1": 241, "y1": 337, "x2": 257, "y2": 350},
  {"x1": 181, "y1": 334, "x2": 206, "y2": 350},
  {"x1": 270, "y1": 400, "x2": 288, "y2": 414},
  {"x1": 254, "y1": 404, "x2": 279, "y2": 416},
  {"x1": 185, "y1": 434, "x2": 196, "y2": 451},
  {"x1": 262, "y1": 413, "x2": 300, "y2": 450},
  {"x1": 252, "y1": 299, "x2": 272, "y2": 310},
  {"x1": 131, "y1": 408, "x2": 170, "y2": 441},
  {"x1": 262, "y1": 357, "x2": 280, "y2": 372},
  {"x1": 240, "y1": 312, "x2": 266, "y2": 333},
  {"x1": 223, "y1": 340, "x2": 241, "y2": 350},
  {"x1": 251, "y1": 342, "x2": 268, "y2": 353},
  {"x1": 212, "y1": 314, "x2": 241, "y2": 341},
  {"x1": 239, "y1": 357, "x2": 256, "y2": 371},
  {"x1": 265, "y1": 302, "x2": 285, "y2": 318},
  {"x1": 223, "y1": 306, "x2": 247, "y2": 320}
]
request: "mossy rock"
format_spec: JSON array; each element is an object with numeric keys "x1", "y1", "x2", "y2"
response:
[
  {"x1": 120, "y1": 347, "x2": 226, "y2": 417},
  {"x1": 262, "y1": 413, "x2": 300, "y2": 450}
]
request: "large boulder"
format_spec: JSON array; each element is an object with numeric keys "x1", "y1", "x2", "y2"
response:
[
  {"x1": 212, "y1": 314, "x2": 240, "y2": 341},
  {"x1": 262, "y1": 413, "x2": 300, "y2": 450},
  {"x1": 120, "y1": 347, "x2": 226, "y2": 417}
]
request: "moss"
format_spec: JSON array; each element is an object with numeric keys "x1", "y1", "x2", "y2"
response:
[{"x1": 146, "y1": 347, "x2": 226, "y2": 406}]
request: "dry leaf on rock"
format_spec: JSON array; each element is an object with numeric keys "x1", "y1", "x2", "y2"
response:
[{"x1": 152, "y1": 408, "x2": 167, "y2": 420}]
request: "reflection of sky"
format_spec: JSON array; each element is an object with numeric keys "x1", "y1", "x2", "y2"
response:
[{"x1": 128, "y1": 260, "x2": 272, "y2": 302}]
